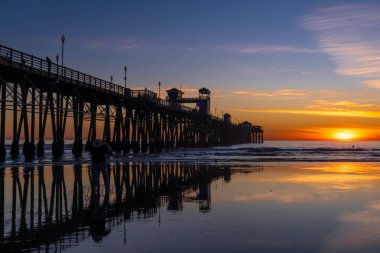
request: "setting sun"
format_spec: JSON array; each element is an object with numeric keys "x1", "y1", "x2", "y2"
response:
[{"x1": 333, "y1": 130, "x2": 357, "y2": 141}]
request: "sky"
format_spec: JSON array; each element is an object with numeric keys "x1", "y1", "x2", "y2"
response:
[{"x1": 2, "y1": 0, "x2": 380, "y2": 140}]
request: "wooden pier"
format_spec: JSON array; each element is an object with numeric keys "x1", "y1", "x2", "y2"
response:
[{"x1": 0, "y1": 44, "x2": 263, "y2": 161}]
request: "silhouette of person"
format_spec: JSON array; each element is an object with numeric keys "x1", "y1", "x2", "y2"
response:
[
  {"x1": 46, "y1": 56, "x2": 52, "y2": 73},
  {"x1": 91, "y1": 139, "x2": 112, "y2": 163},
  {"x1": 89, "y1": 139, "x2": 112, "y2": 242},
  {"x1": 90, "y1": 139, "x2": 111, "y2": 192}
]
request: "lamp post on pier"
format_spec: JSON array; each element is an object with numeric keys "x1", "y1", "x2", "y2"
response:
[
  {"x1": 110, "y1": 75, "x2": 113, "y2": 83},
  {"x1": 61, "y1": 34, "x2": 65, "y2": 78},
  {"x1": 55, "y1": 54, "x2": 59, "y2": 77},
  {"x1": 61, "y1": 34, "x2": 65, "y2": 66},
  {"x1": 159, "y1": 81, "x2": 161, "y2": 98},
  {"x1": 124, "y1": 65, "x2": 127, "y2": 88}
]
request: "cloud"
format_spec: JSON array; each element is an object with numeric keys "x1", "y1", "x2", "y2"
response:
[
  {"x1": 232, "y1": 90, "x2": 276, "y2": 97},
  {"x1": 243, "y1": 68, "x2": 294, "y2": 76},
  {"x1": 233, "y1": 108, "x2": 380, "y2": 118},
  {"x1": 231, "y1": 89, "x2": 337, "y2": 97},
  {"x1": 233, "y1": 89, "x2": 306, "y2": 96},
  {"x1": 236, "y1": 45, "x2": 318, "y2": 54},
  {"x1": 80, "y1": 38, "x2": 151, "y2": 52},
  {"x1": 302, "y1": 4, "x2": 380, "y2": 77},
  {"x1": 80, "y1": 38, "x2": 319, "y2": 56},
  {"x1": 300, "y1": 71, "x2": 320, "y2": 76},
  {"x1": 362, "y1": 79, "x2": 380, "y2": 88},
  {"x1": 306, "y1": 99, "x2": 378, "y2": 110},
  {"x1": 290, "y1": 126, "x2": 378, "y2": 141},
  {"x1": 214, "y1": 45, "x2": 321, "y2": 54}
]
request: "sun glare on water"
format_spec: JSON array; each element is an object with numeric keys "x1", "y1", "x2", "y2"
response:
[{"x1": 333, "y1": 130, "x2": 356, "y2": 141}]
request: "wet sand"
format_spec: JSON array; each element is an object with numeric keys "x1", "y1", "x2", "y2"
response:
[{"x1": 1, "y1": 161, "x2": 380, "y2": 252}]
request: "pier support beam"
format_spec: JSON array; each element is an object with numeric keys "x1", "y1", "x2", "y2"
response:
[
  {"x1": 122, "y1": 107, "x2": 131, "y2": 154},
  {"x1": 0, "y1": 80, "x2": 6, "y2": 161},
  {"x1": 112, "y1": 106, "x2": 123, "y2": 152},
  {"x1": 0, "y1": 169, "x2": 3, "y2": 240},
  {"x1": 37, "y1": 91, "x2": 49, "y2": 157},
  {"x1": 72, "y1": 96, "x2": 84, "y2": 157},
  {"x1": 85, "y1": 100, "x2": 98, "y2": 151},
  {"x1": 10, "y1": 83, "x2": 19, "y2": 159}
]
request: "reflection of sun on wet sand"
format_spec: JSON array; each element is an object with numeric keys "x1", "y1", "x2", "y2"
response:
[
  {"x1": 226, "y1": 162, "x2": 380, "y2": 205},
  {"x1": 3, "y1": 160, "x2": 380, "y2": 252}
]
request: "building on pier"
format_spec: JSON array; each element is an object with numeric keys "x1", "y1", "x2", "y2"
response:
[
  {"x1": 166, "y1": 88, "x2": 184, "y2": 104},
  {"x1": 197, "y1": 88, "x2": 211, "y2": 114},
  {"x1": 166, "y1": 87, "x2": 211, "y2": 114},
  {"x1": 223, "y1": 113, "x2": 232, "y2": 124}
]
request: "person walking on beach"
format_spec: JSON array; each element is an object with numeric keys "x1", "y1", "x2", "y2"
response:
[
  {"x1": 90, "y1": 139, "x2": 111, "y2": 185},
  {"x1": 90, "y1": 139, "x2": 111, "y2": 192},
  {"x1": 91, "y1": 139, "x2": 112, "y2": 163}
]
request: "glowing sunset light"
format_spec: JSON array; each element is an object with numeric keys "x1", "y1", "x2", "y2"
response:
[{"x1": 333, "y1": 130, "x2": 357, "y2": 141}]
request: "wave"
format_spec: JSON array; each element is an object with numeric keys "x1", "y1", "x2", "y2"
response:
[
  {"x1": 233, "y1": 147, "x2": 379, "y2": 152},
  {"x1": 1, "y1": 141, "x2": 380, "y2": 165}
]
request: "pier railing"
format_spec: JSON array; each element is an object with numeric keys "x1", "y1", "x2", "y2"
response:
[
  {"x1": 0, "y1": 44, "x2": 230, "y2": 120},
  {"x1": 131, "y1": 89, "x2": 203, "y2": 114},
  {"x1": 0, "y1": 44, "x2": 128, "y2": 96},
  {"x1": 0, "y1": 44, "x2": 215, "y2": 116}
]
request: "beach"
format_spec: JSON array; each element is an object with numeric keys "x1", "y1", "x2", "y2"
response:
[{"x1": 2, "y1": 141, "x2": 380, "y2": 252}]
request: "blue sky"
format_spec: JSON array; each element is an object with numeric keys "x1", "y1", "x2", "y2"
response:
[
  {"x1": 2, "y1": 0, "x2": 380, "y2": 139},
  {"x1": 0, "y1": 0, "x2": 336, "y2": 86}
]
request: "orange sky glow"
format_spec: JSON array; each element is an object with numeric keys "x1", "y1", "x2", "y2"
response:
[
  {"x1": 169, "y1": 86, "x2": 380, "y2": 141},
  {"x1": 3, "y1": 85, "x2": 380, "y2": 141}
]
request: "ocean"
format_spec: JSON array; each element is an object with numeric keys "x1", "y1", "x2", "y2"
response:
[
  {"x1": 158, "y1": 141, "x2": 380, "y2": 163},
  {"x1": 2, "y1": 141, "x2": 379, "y2": 166},
  {"x1": 1, "y1": 141, "x2": 380, "y2": 252}
]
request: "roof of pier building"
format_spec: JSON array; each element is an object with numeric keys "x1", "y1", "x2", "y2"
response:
[
  {"x1": 167, "y1": 88, "x2": 184, "y2": 95},
  {"x1": 239, "y1": 121, "x2": 253, "y2": 128},
  {"x1": 199, "y1": 87, "x2": 211, "y2": 95}
]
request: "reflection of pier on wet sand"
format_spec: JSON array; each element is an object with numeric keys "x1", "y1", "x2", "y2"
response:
[{"x1": 0, "y1": 162, "x2": 263, "y2": 252}]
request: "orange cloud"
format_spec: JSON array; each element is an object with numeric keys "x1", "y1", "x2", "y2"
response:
[
  {"x1": 289, "y1": 127, "x2": 379, "y2": 141},
  {"x1": 231, "y1": 89, "x2": 336, "y2": 97},
  {"x1": 362, "y1": 79, "x2": 380, "y2": 88},
  {"x1": 232, "y1": 108, "x2": 380, "y2": 118}
]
